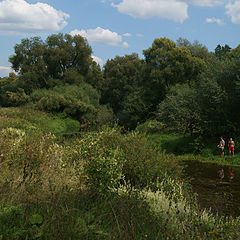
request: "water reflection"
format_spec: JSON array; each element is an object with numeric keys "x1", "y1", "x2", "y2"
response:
[
  {"x1": 183, "y1": 160, "x2": 240, "y2": 218},
  {"x1": 228, "y1": 168, "x2": 235, "y2": 181}
]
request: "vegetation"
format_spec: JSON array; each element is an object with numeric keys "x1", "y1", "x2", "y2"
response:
[
  {"x1": 0, "y1": 33, "x2": 240, "y2": 239},
  {"x1": 0, "y1": 112, "x2": 239, "y2": 239}
]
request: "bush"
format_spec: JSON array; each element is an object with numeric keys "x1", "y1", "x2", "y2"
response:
[
  {"x1": 5, "y1": 88, "x2": 29, "y2": 106},
  {"x1": 147, "y1": 134, "x2": 194, "y2": 154},
  {"x1": 30, "y1": 85, "x2": 98, "y2": 122},
  {"x1": 79, "y1": 128, "x2": 182, "y2": 190},
  {"x1": 0, "y1": 205, "x2": 26, "y2": 240},
  {"x1": 136, "y1": 120, "x2": 166, "y2": 134},
  {"x1": 80, "y1": 130, "x2": 125, "y2": 192}
]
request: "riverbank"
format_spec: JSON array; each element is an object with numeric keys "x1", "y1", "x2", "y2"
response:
[
  {"x1": 147, "y1": 133, "x2": 240, "y2": 166},
  {"x1": 0, "y1": 108, "x2": 240, "y2": 239}
]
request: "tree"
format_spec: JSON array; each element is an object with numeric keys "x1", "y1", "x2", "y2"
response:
[
  {"x1": 85, "y1": 61, "x2": 104, "y2": 91},
  {"x1": 9, "y1": 33, "x2": 93, "y2": 92},
  {"x1": 45, "y1": 33, "x2": 92, "y2": 79},
  {"x1": 101, "y1": 53, "x2": 143, "y2": 116},
  {"x1": 216, "y1": 45, "x2": 240, "y2": 134},
  {"x1": 141, "y1": 37, "x2": 204, "y2": 118},
  {"x1": 143, "y1": 37, "x2": 204, "y2": 87},
  {"x1": 156, "y1": 84, "x2": 201, "y2": 136},
  {"x1": 215, "y1": 44, "x2": 231, "y2": 60},
  {"x1": 195, "y1": 74, "x2": 227, "y2": 136},
  {"x1": 9, "y1": 37, "x2": 47, "y2": 92},
  {"x1": 156, "y1": 74, "x2": 227, "y2": 137},
  {"x1": 176, "y1": 38, "x2": 210, "y2": 60}
]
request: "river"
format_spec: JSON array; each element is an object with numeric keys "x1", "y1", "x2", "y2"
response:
[{"x1": 183, "y1": 160, "x2": 240, "y2": 218}]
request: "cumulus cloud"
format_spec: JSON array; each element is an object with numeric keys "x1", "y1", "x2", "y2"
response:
[
  {"x1": 111, "y1": 0, "x2": 188, "y2": 23},
  {"x1": 206, "y1": 17, "x2": 224, "y2": 25},
  {"x1": 226, "y1": 1, "x2": 240, "y2": 24},
  {"x1": 136, "y1": 33, "x2": 144, "y2": 37},
  {"x1": 91, "y1": 56, "x2": 104, "y2": 67},
  {"x1": 123, "y1": 33, "x2": 132, "y2": 37},
  {"x1": 70, "y1": 27, "x2": 129, "y2": 48},
  {"x1": 0, "y1": 0, "x2": 69, "y2": 34}
]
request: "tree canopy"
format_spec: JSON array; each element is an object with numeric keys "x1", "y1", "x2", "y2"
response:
[{"x1": 1, "y1": 34, "x2": 240, "y2": 138}]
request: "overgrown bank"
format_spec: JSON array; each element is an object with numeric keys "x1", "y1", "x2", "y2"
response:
[{"x1": 0, "y1": 108, "x2": 240, "y2": 239}]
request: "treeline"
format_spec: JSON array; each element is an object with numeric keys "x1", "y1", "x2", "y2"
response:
[{"x1": 0, "y1": 33, "x2": 239, "y2": 139}]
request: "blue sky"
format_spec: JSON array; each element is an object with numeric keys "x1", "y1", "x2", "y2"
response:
[{"x1": 1, "y1": 0, "x2": 240, "y2": 77}]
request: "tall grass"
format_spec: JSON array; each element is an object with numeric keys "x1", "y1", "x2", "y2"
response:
[{"x1": 0, "y1": 111, "x2": 240, "y2": 239}]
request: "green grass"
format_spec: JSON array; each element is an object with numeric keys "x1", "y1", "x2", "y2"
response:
[
  {"x1": 147, "y1": 133, "x2": 240, "y2": 166},
  {"x1": 0, "y1": 107, "x2": 240, "y2": 239},
  {"x1": 0, "y1": 107, "x2": 80, "y2": 135},
  {"x1": 147, "y1": 133, "x2": 195, "y2": 154}
]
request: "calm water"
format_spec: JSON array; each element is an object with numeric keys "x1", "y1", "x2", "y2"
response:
[{"x1": 182, "y1": 160, "x2": 240, "y2": 218}]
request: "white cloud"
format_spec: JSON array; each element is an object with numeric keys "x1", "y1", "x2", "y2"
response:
[
  {"x1": 0, "y1": 0, "x2": 69, "y2": 34},
  {"x1": 181, "y1": 0, "x2": 226, "y2": 7},
  {"x1": 111, "y1": 0, "x2": 188, "y2": 23},
  {"x1": 136, "y1": 33, "x2": 144, "y2": 37},
  {"x1": 226, "y1": 1, "x2": 240, "y2": 24},
  {"x1": 206, "y1": 17, "x2": 224, "y2": 25},
  {"x1": 91, "y1": 56, "x2": 104, "y2": 67},
  {"x1": 122, "y1": 41, "x2": 129, "y2": 48},
  {"x1": 70, "y1": 27, "x2": 129, "y2": 48},
  {"x1": 123, "y1": 33, "x2": 132, "y2": 37}
]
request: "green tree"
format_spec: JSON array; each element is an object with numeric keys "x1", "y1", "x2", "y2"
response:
[
  {"x1": 141, "y1": 37, "x2": 204, "y2": 118},
  {"x1": 101, "y1": 53, "x2": 143, "y2": 118},
  {"x1": 215, "y1": 44, "x2": 231, "y2": 60},
  {"x1": 216, "y1": 45, "x2": 240, "y2": 134},
  {"x1": 156, "y1": 74, "x2": 227, "y2": 137},
  {"x1": 156, "y1": 84, "x2": 201, "y2": 136},
  {"x1": 143, "y1": 37, "x2": 204, "y2": 87},
  {"x1": 85, "y1": 61, "x2": 104, "y2": 91},
  {"x1": 9, "y1": 34, "x2": 92, "y2": 92},
  {"x1": 45, "y1": 33, "x2": 92, "y2": 80},
  {"x1": 9, "y1": 37, "x2": 47, "y2": 92},
  {"x1": 176, "y1": 38, "x2": 210, "y2": 60}
]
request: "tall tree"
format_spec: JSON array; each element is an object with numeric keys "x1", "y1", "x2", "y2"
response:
[
  {"x1": 215, "y1": 44, "x2": 231, "y2": 60},
  {"x1": 101, "y1": 53, "x2": 143, "y2": 114},
  {"x1": 9, "y1": 33, "x2": 92, "y2": 92},
  {"x1": 216, "y1": 45, "x2": 240, "y2": 134},
  {"x1": 142, "y1": 37, "x2": 204, "y2": 116}
]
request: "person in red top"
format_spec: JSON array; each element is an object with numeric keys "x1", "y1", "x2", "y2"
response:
[{"x1": 228, "y1": 138, "x2": 235, "y2": 156}]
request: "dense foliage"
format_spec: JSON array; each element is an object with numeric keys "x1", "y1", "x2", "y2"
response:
[
  {"x1": 1, "y1": 34, "x2": 239, "y2": 145},
  {"x1": 0, "y1": 108, "x2": 239, "y2": 239},
  {"x1": 0, "y1": 34, "x2": 240, "y2": 239}
]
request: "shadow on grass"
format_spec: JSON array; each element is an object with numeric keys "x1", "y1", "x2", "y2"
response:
[{"x1": 0, "y1": 188, "x2": 169, "y2": 240}]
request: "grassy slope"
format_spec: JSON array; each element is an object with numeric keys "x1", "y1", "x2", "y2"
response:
[
  {"x1": 0, "y1": 107, "x2": 239, "y2": 239},
  {"x1": 0, "y1": 107, "x2": 80, "y2": 135},
  {"x1": 147, "y1": 133, "x2": 240, "y2": 166}
]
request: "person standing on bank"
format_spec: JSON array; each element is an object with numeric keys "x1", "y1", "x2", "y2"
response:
[
  {"x1": 228, "y1": 138, "x2": 235, "y2": 156},
  {"x1": 217, "y1": 137, "x2": 225, "y2": 157}
]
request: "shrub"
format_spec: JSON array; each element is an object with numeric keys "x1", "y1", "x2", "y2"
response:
[
  {"x1": 31, "y1": 86, "x2": 98, "y2": 122},
  {"x1": 5, "y1": 88, "x2": 29, "y2": 106},
  {"x1": 136, "y1": 120, "x2": 166, "y2": 134},
  {"x1": 79, "y1": 128, "x2": 182, "y2": 190},
  {"x1": 0, "y1": 204, "x2": 26, "y2": 239},
  {"x1": 80, "y1": 130, "x2": 125, "y2": 192}
]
